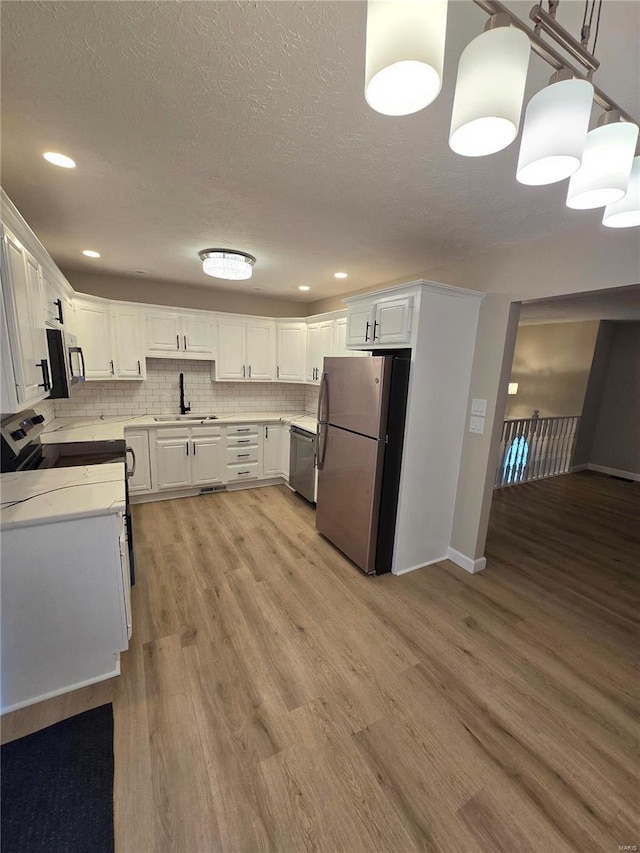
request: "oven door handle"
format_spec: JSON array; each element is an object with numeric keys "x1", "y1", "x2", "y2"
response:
[{"x1": 126, "y1": 445, "x2": 137, "y2": 479}]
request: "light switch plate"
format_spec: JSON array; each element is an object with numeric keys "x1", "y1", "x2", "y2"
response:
[
  {"x1": 469, "y1": 416, "x2": 485, "y2": 435},
  {"x1": 471, "y1": 398, "x2": 487, "y2": 416}
]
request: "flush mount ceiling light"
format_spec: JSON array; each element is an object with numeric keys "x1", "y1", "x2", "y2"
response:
[
  {"x1": 334, "y1": 272, "x2": 348, "y2": 279},
  {"x1": 449, "y1": 15, "x2": 530, "y2": 157},
  {"x1": 198, "y1": 249, "x2": 256, "y2": 281},
  {"x1": 361, "y1": 0, "x2": 639, "y2": 227},
  {"x1": 298, "y1": 285, "x2": 311, "y2": 291},
  {"x1": 517, "y1": 71, "x2": 594, "y2": 186},
  {"x1": 82, "y1": 250, "x2": 101, "y2": 258},
  {"x1": 43, "y1": 151, "x2": 76, "y2": 168},
  {"x1": 566, "y1": 111, "x2": 639, "y2": 209},
  {"x1": 364, "y1": 0, "x2": 448, "y2": 116},
  {"x1": 603, "y1": 155, "x2": 640, "y2": 228}
]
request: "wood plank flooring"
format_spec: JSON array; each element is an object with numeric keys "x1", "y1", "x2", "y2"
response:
[{"x1": 3, "y1": 471, "x2": 639, "y2": 852}]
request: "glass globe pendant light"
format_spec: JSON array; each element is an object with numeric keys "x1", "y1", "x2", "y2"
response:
[
  {"x1": 603, "y1": 154, "x2": 640, "y2": 228},
  {"x1": 449, "y1": 15, "x2": 530, "y2": 157},
  {"x1": 517, "y1": 69, "x2": 594, "y2": 186},
  {"x1": 365, "y1": 0, "x2": 448, "y2": 117},
  {"x1": 566, "y1": 111, "x2": 638, "y2": 209}
]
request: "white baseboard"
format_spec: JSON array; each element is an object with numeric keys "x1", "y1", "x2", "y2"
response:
[
  {"x1": 393, "y1": 556, "x2": 447, "y2": 576},
  {"x1": 446, "y1": 547, "x2": 487, "y2": 574},
  {"x1": 583, "y1": 463, "x2": 640, "y2": 482}
]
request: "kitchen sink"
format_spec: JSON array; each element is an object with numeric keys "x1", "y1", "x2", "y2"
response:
[{"x1": 153, "y1": 415, "x2": 219, "y2": 422}]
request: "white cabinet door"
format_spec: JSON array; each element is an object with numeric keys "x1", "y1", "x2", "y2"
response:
[
  {"x1": 155, "y1": 434, "x2": 192, "y2": 490},
  {"x1": 112, "y1": 306, "x2": 146, "y2": 379},
  {"x1": 192, "y1": 434, "x2": 224, "y2": 485},
  {"x1": 216, "y1": 319, "x2": 246, "y2": 380},
  {"x1": 318, "y1": 321, "x2": 334, "y2": 375},
  {"x1": 3, "y1": 230, "x2": 49, "y2": 405},
  {"x1": 183, "y1": 314, "x2": 214, "y2": 355},
  {"x1": 277, "y1": 322, "x2": 306, "y2": 382},
  {"x1": 125, "y1": 430, "x2": 152, "y2": 494},
  {"x1": 306, "y1": 323, "x2": 321, "y2": 382},
  {"x1": 75, "y1": 299, "x2": 114, "y2": 380},
  {"x1": 334, "y1": 317, "x2": 349, "y2": 357},
  {"x1": 246, "y1": 320, "x2": 275, "y2": 381},
  {"x1": 279, "y1": 424, "x2": 291, "y2": 480},
  {"x1": 146, "y1": 311, "x2": 182, "y2": 355},
  {"x1": 263, "y1": 423, "x2": 283, "y2": 476},
  {"x1": 374, "y1": 296, "x2": 413, "y2": 345},
  {"x1": 346, "y1": 302, "x2": 374, "y2": 346}
]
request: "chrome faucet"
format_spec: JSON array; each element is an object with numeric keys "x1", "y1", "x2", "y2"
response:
[{"x1": 179, "y1": 373, "x2": 191, "y2": 415}]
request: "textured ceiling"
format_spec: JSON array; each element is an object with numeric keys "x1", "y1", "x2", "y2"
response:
[{"x1": 1, "y1": 1, "x2": 639, "y2": 303}]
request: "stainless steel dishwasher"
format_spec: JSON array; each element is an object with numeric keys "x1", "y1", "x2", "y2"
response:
[{"x1": 289, "y1": 425, "x2": 317, "y2": 503}]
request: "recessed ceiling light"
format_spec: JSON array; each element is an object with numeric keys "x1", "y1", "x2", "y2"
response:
[
  {"x1": 43, "y1": 152, "x2": 76, "y2": 169},
  {"x1": 334, "y1": 272, "x2": 348, "y2": 279},
  {"x1": 82, "y1": 250, "x2": 101, "y2": 258},
  {"x1": 298, "y1": 285, "x2": 311, "y2": 291}
]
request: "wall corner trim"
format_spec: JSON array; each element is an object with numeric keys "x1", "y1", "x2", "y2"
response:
[{"x1": 446, "y1": 547, "x2": 487, "y2": 574}]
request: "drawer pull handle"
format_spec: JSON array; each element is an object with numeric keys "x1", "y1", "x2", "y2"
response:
[
  {"x1": 236, "y1": 439, "x2": 251, "y2": 444},
  {"x1": 237, "y1": 453, "x2": 250, "y2": 458},
  {"x1": 237, "y1": 428, "x2": 251, "y2": 432},
  {"x1": 238, "y1": 470, "x2": 250, "y2": 475}
]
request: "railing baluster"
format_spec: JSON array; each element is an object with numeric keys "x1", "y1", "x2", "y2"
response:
[{"x1": 495, "y1": 414, "x2": 581, "y2": 489}]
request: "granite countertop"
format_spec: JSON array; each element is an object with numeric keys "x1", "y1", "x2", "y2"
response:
[
  {"x1": 1, "y1": 463, "x2": 125, "y2": 530},
  {"x1": 42, "y1": 412, "x2": 319, "y2": 443}
]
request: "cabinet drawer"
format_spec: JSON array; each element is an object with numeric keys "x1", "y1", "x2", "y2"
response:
[
  {"x1": 225, "y1": 424, "x2": 259, "y2": 437},
  {"x1": 225, "y1": 446, "x2": 260, "y2": 464},
  {"x1": 225, "y1": 434, "x2": 259, "y2": 448},
  {"x1": 226, "y1": 462, "x2": 260, "y2": 481}
]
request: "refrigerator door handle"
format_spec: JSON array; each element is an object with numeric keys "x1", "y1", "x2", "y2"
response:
[{"x1": 316, "y1": 370, "x2": 327, "y2": 426}]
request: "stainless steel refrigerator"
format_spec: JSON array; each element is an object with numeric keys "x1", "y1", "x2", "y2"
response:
[{"x1": 315, "y1": 354, "x2": 410, "y2": 575}]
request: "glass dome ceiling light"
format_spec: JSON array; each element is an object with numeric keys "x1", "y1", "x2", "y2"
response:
[{"x1": 198, "y1": 249, "x2": 256, "y2": 281}]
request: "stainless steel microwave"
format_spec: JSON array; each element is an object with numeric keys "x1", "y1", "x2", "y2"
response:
[{"x1": 46, "y1": 329, "x2": 85, "y2": 398}]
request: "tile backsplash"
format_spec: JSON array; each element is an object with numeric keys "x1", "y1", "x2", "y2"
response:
[{"x1": 52, "y1": 359, "x2": 318, "y2": 419}]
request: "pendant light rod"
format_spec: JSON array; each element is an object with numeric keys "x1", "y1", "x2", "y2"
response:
[
  {"x1": 528, "y1": 4, "x2": 599, "y2": 74},
  {"x1": 472, "y1": 0, "x2": 638, "y2": 126}
]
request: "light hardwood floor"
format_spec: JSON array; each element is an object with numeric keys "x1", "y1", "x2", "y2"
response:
[{"x1": 3, "y1": 471, "x2": 639, "y2": 852}]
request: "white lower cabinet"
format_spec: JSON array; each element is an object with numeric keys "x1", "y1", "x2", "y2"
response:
[
  {"x1": 151, "y1": 426, "x2": 225, "y2": 491},
  {"x1": 191, "y1": 432, "x2": 224, "y2": 486},
  {"x1": 1, "y1": 510, "x2": 130, "y2": 712},
  {"x1": 124, "y1": 430, "x2": 152, "y2": 494},
  {"x1": 263, "y1": 423, "x2": 285, "y2": 477}
]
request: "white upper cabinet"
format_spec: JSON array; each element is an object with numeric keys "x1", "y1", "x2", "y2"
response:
[
  {"x1": 42, "y1": 265, "x2": 74, "y2": 333},
  {"x1": 74, "y1": 298, "x2": 115, "y2": 380},
  {"x1": 75, "y1": 296, "x2": 146, "y2": 381},
  {"x1": 306, "y1": 320, "x2": 333, "y2": 383},
  {"x1": 1, "y1": 226, "x2": 50, "y2": 411},
  {"x1": 215, "y1": 317, "x2": 275, "y2": 381},
  {"x1": 111, "y1": 305, "x2": 146, "y2": 379},
  {"x1": 276, "y1": 322, "x2": 306, "y2": 382},
  {"x1": 146, "y1": 311, "x2": 181, "y2": 354},
  {"x1": 345, "y1": 292, "x2": 414, "y2": 348},
  {"x1": 146, "y1": 309, "x2": 215, "y2": 359}
]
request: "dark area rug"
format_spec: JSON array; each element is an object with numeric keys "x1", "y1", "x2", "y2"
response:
[{"x1": 1, "y1": 703, "x2": 114, "y2": 853}]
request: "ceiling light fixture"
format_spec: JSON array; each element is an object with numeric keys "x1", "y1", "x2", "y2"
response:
[
  {"x1": 82, "y1": 250, "x2": 101, "y2": 258},
  {"x1": 361, "y1": 1, "x2": 639, "y2": 228},
  {"x1": 364, "y1": 0, "x2": 448, "y2": 116},
  {"x1": 566, "y1": 111, "x2": 638, "y2": 209},
  {"x1": 449, "y1": 15, "x2": 530, "y2": 157},
  {"x1": 603, "y1": 154, "x2": 640, "y2": 228},
  {"x1": 298, "y1": 285, "x2": 311, "y2": 291},
  {"x1": 198, "y1": 249, "x2": 256, "y2": 281},
  {"x1": 43, "y1": 152, "x2": 76, "y2": 169},
  {"x1": 334, "y1": 272, "x2": 348, "y2": 279},
  {"x1": 507, "y1": 382, "x2": 519, "y2": 395},
  {"x1": 517, "y1": 71, "x2": 594, "y2": 186}
]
